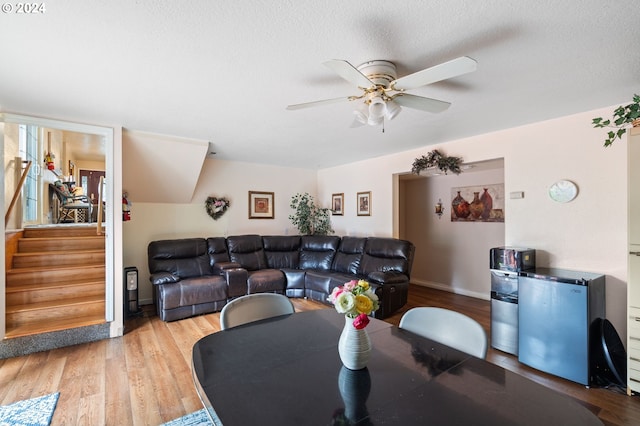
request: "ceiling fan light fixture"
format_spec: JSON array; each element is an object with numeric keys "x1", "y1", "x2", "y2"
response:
[
  {"x1": 367, "y1": 114, "x2": 384, "y2": 126},
  {"x1": 368, "y1": 96, "x2": 386, "y2": 119},
  {"x1": 353, "y1": 103, "x2": 369, "y2": 124},
  {"x1": 385, "y1": 99, "x2": 401, "y2": 120}
]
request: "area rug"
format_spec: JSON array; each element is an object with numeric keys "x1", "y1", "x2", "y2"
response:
[
  {"x1": 0, "y1": 392, "x2": 60, "y2": 426},
  {"x1": 161, "y1": 408, "x2": 217, "y2": 426}
]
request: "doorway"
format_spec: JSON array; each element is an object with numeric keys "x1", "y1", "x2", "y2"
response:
[
  {"x1": 396, "y1": 158, "x2": 505, "y2": 299},
  {"x1": 80, "y1": 169, "x2": 106, "y2": 204},
  {"x1": 79, "y1": 169, "x2": 106, "y2": 222},
  {"x1": 1, "y1": 112, "x2": 122, "y2": 340}
]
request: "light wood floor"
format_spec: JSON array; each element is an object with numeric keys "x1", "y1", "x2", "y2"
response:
[{"x1": 1, "y1": 285, "x2": 639, "y2": 425}]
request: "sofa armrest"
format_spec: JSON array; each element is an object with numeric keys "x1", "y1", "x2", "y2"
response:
[
  {"x1": 224, "y1": 268, "x2": 249, "y2": 298},
  {"x1": 212, "y1": 261, "x2": 242, "y2": 274},
  {"x1": 150, "y1": 272, "x2": 180, "y2": 285},
  {"x1": 366, "y1": 271, "x2": 408, "y2": 285}
]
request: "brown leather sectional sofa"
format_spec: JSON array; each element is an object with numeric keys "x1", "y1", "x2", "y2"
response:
[{"x1": 147, "y1": 234, "x2": 415, "y2": 322}]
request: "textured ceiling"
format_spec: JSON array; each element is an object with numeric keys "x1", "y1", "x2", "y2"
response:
[{"x1": 1, "y1": 1, "x2": 638, "y2": 169}]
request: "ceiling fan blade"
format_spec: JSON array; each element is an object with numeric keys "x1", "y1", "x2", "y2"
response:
[
  {"x1": 392, "y1": 93, "x2": 451, "y2": 113},
  {"x1": 391, "y1": 56, "x2": 477, "y2": 91},
  {"x1": 286, "y1": 96, "x2": 353, "y2": 110},
  {"x1": 323, "y1": 59, "x2": 374, "y2": 89}
]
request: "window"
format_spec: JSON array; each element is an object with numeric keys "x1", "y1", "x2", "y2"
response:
[{"x1": 18, "y1": 124, "x2": 39, "y2": 223}]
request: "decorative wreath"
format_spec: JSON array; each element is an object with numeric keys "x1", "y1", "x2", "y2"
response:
[{"x1": 205, "y1": 196, "x2": 230, "y2": 220}]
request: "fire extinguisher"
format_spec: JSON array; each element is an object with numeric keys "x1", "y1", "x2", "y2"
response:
[
  {"x1": 122, "y1": 192, "x2": 131, "y2": 221},
  {"x1": 44, "y1": 152, "x2": 55, "y2": 170}
]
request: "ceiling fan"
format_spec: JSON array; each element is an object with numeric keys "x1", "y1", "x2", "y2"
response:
[{"x1": 286, "y1": 56, "x2": 477, "y2": 127}]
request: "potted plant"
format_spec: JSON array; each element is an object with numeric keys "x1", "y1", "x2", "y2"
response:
[
  {"x1": 592, "y1": 94, "x2": 640, "y2": 146},
  {"x1": 411, "y1": 149, "x2": 463, "y2": 175},
  {"x1": 289, "y1": 192, "x2": 333, "y2": 235}
]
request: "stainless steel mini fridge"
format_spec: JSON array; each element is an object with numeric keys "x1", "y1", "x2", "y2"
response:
[{"x1": 518, "y1": 268, "x2": 605, "y2": 385}]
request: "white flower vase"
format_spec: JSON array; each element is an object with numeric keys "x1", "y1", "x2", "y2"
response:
[{"x1": 338, "y1": 315, "x2": 372, "y2": 370}]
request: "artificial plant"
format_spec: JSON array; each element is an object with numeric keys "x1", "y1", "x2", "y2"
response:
[
  {"x1": 289, "y1": 192, "x2": 333, "y2": 235},
  {"x1": 411, "y1": 149, "x2": 463, "y2": 175},
  {"x1": 592, "y1": 94, "x2": 640, "y2": 147}
]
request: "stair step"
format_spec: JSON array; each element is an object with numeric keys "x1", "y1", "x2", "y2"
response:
[
  {"x1": 12, "y1": 249, "x2": 105, "y2": 268},
  {"x1": 18, "y1": 236, "x2": 105, "y2": 252},
  {"x1": 4, "y1": 314, "x2": 107, "y2": 339},
  {"x1": 6, "y1": 296, "x2": 105, "y2": 330},
  {"x1": 6, "y1": 264, "x2": 105, "y2": 286},
  {"x1": 6, "y1": 280, "x2": 105, "y2": 305},
  {"x1": 22, "y1": 225, "x2": 104, "y2": 239},
  {"x1": 6, "y1": 225, "x2": 108, "y2": 339}
]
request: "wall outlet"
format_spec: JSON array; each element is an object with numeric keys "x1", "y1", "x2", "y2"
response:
[{"x1": 510, "y1": 191, "x2": 525, "y2": 199}]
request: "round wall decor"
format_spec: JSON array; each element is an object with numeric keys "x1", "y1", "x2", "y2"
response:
[{"x1": 549, "y1": 180, "x2": 578, "y2": 203}]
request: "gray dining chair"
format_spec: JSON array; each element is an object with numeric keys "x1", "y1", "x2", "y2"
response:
[
  {"x1": 220, "y1": 293, "x2": 295, "y2": 330},
  {"x1": 399, "y1": 306, "x2": 488, "y2": 358}
]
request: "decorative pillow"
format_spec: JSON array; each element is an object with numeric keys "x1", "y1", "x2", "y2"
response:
[{"x1": 54, "y1": 181, "x2": 72, "y2": 197}]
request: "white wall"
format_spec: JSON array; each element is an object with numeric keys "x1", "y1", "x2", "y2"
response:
[
  {"x1": 123, "y1": 158, "x2": 317, "y2": 303},
  {"x1": 317, "y1": 107, "x2": 628, "y2": 339}
]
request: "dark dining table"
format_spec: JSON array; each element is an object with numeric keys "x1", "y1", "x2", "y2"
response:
[{"x1": 192, "y1": 309, "x2": 602, "y2": 425}]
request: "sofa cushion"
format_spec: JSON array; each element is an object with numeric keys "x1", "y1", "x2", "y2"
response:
[
  {"x1": 263, "y1": 235, "x2": 301, "y2": 269},
  {"x1": 156, "y1": 275, "x2": 228, "y2": 310},
  {"x1": 299, "y1": 235, "x2": 340, "y2": 270},
  {"x1": 207, "y1": 237, "x2": 231, "y2": 266},
  {"x1": 332, "y1": 236, "x2": 366, "y2": 275},
  {"x1": 247, "y1": 269, "x2": 286, "y2": 294},
  {"x1": 359, "y1": 237, "x2": 414, "y2": 276},
  {"x1": 148, "y1": 238, "x2": 212, "y2": 279},
  {"x1": 304, "y1": 270, "x2": 357, "y2": 302},
  {"x1": 227, "y1": 234, "x2": 268, "y2": 271}
]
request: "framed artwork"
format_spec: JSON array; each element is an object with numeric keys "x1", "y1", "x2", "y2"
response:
[
  {"x1": 357, "y1": 191, "x2": 371, "y2": 216},
  {"x1": 450, "y1": 183, "x2": 504, "y2": 222},
  {"x1": 331, "y1": 193, "x2": 344, "y2": 215},
  {"x1": 248, "y1": 191, "x2": 274, "y2": 219}
]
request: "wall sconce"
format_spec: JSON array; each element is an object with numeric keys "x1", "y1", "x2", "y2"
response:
[{"x1": 435, "y1": 199, "x2": 444, "y2": 219}]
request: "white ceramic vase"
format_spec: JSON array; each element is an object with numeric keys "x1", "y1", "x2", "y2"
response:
[{"x1": 338, "y1": 315, "x2": 372, "y2": 370}]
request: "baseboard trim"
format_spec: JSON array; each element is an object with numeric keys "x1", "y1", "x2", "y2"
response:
[{"x1": 411, "y1": 280, "x2": 490, "y2": 302}]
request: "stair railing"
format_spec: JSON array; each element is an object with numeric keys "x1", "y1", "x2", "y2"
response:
[{"x1": 5, "y1": 159, "x2": 32, "y2": 227}]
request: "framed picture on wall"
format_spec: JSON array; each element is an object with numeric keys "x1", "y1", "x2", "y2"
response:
[
  {"x1": 331, "y1": 193, "x2": 344, "y2": 215},
  {"x1": 357, "y1": 191, "x2": 371, "y2": 216},
  {"x1": 248, "y1": 191, "x2": 274, "y2": 219},
  {"x1": 450, "y1": 183, "x2": 504, "y2": 222}
]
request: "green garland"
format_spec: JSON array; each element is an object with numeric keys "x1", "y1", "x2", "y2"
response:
[
  {"x1": 205, "y1": 196, "x2": 230, "y2": 220},
  {"x1": 411, "y1": 149, "x2": 463, "y2": 175},
  {"x1": 592, "y1": 94, "x2": 640, "y2": 147}
]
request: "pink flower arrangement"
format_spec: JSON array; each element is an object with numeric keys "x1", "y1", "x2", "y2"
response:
[{"x1": 328, "y1": 280, "x2": 379, "y2": 329}]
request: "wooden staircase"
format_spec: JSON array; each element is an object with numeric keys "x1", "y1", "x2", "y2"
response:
[{"x1": 5, "y1": 226, "x2": 106, "y2": 338}]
